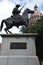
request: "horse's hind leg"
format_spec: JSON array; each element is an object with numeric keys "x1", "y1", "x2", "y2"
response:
[
  {"x1": 7, "y1": 30, "x2": 12, "y2": 34},
  {"x1": 4, "y1": 27, "x2": 12, "y2": 34},
  {"x1": 4, "y1": 28, "x2": 8, "y2": 34}
]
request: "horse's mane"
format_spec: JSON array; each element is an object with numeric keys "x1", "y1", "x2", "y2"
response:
[
  {"x1": 22, "y1": 8, "x2": 29, "y2": 19},
  {"x1": 22, "y1": 8, "x2": 29, "y2": 15}
]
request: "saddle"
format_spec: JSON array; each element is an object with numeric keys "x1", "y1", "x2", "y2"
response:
[{"x1": 11, "y1": 15, "x2": 23, "y2": 22}]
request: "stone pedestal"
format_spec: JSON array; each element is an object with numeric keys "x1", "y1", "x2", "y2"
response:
[{"x1": 0, "y1": 33, "x2": 40, "y2": 65}]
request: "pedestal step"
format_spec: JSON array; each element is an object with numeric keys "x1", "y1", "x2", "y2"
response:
[{"x1": 0, "y1": 56, "x2": 40, "y2": 65}]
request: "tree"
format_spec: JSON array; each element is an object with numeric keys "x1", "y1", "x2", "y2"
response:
[{"x1": 29, "y1": 16, "x2": 43, "y2": 33}]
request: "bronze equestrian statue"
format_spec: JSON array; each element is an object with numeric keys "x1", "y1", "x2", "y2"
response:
[{"x1": 0, "y1": 4, "x2": 34, "y2": 34}]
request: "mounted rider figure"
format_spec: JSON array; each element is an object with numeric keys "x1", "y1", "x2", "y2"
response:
[
  {"x1": 12, "y1": 4, "x2": 22, "y2": 22},
  {"x1": 12, "y1": 4, "x2": 20, "y2": 16},
  {"x1": 12, "y1": 3, "x2": 26, "y2": 22}
]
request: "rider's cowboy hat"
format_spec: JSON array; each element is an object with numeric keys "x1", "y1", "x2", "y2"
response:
[{"x1": 16, "y1": 4, "x2": 20, "y2": 8}]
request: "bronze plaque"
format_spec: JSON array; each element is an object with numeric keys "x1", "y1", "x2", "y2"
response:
[{"x1": 10, "y1": 42, "x2": 27, "y2": 49}]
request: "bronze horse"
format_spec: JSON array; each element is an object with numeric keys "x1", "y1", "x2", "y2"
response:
[{"x1": 0, "y1": 8, "x2": 34, "y2": 34}]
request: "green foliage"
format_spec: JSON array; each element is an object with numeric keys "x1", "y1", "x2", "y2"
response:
[
  {"x1": 20, "y1": 26, "x2": 28, "y2": 33},
  {"x1": 29, "y1": 16, "x2": 43, "y2": 33}
]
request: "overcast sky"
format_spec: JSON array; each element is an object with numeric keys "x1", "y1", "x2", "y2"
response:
[{"x1": 0, "y1": 0, "x2": 43, "y2": 42}]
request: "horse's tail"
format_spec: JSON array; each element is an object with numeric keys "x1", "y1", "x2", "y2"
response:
[{"x1": 0, "y1": 20, "x2": 5, "y2": 31}]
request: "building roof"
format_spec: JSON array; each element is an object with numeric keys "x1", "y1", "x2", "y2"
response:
[{"x1": 30, "y1": 11, "x2": 43, "y2": 17}]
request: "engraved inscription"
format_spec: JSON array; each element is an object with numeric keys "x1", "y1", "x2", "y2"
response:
[{"x1": 10, "y1": 42, "x2": 27, "y2": 49}]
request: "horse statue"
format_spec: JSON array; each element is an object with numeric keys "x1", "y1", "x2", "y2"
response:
[{"x1": 0, "y1": 8, "x2": 34, "y2": 34}]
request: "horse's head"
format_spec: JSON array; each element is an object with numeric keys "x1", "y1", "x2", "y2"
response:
[
  {"x1": 22, "y1": 8, "x2": 34, "y2": 20},
  {"x1": 27, "y1": 8, "x2": 34, "y2": 14}
]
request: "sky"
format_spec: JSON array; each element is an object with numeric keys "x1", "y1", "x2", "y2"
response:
[{"x1": 0, "y1": 0, "x2": 43, "y2": 42}]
